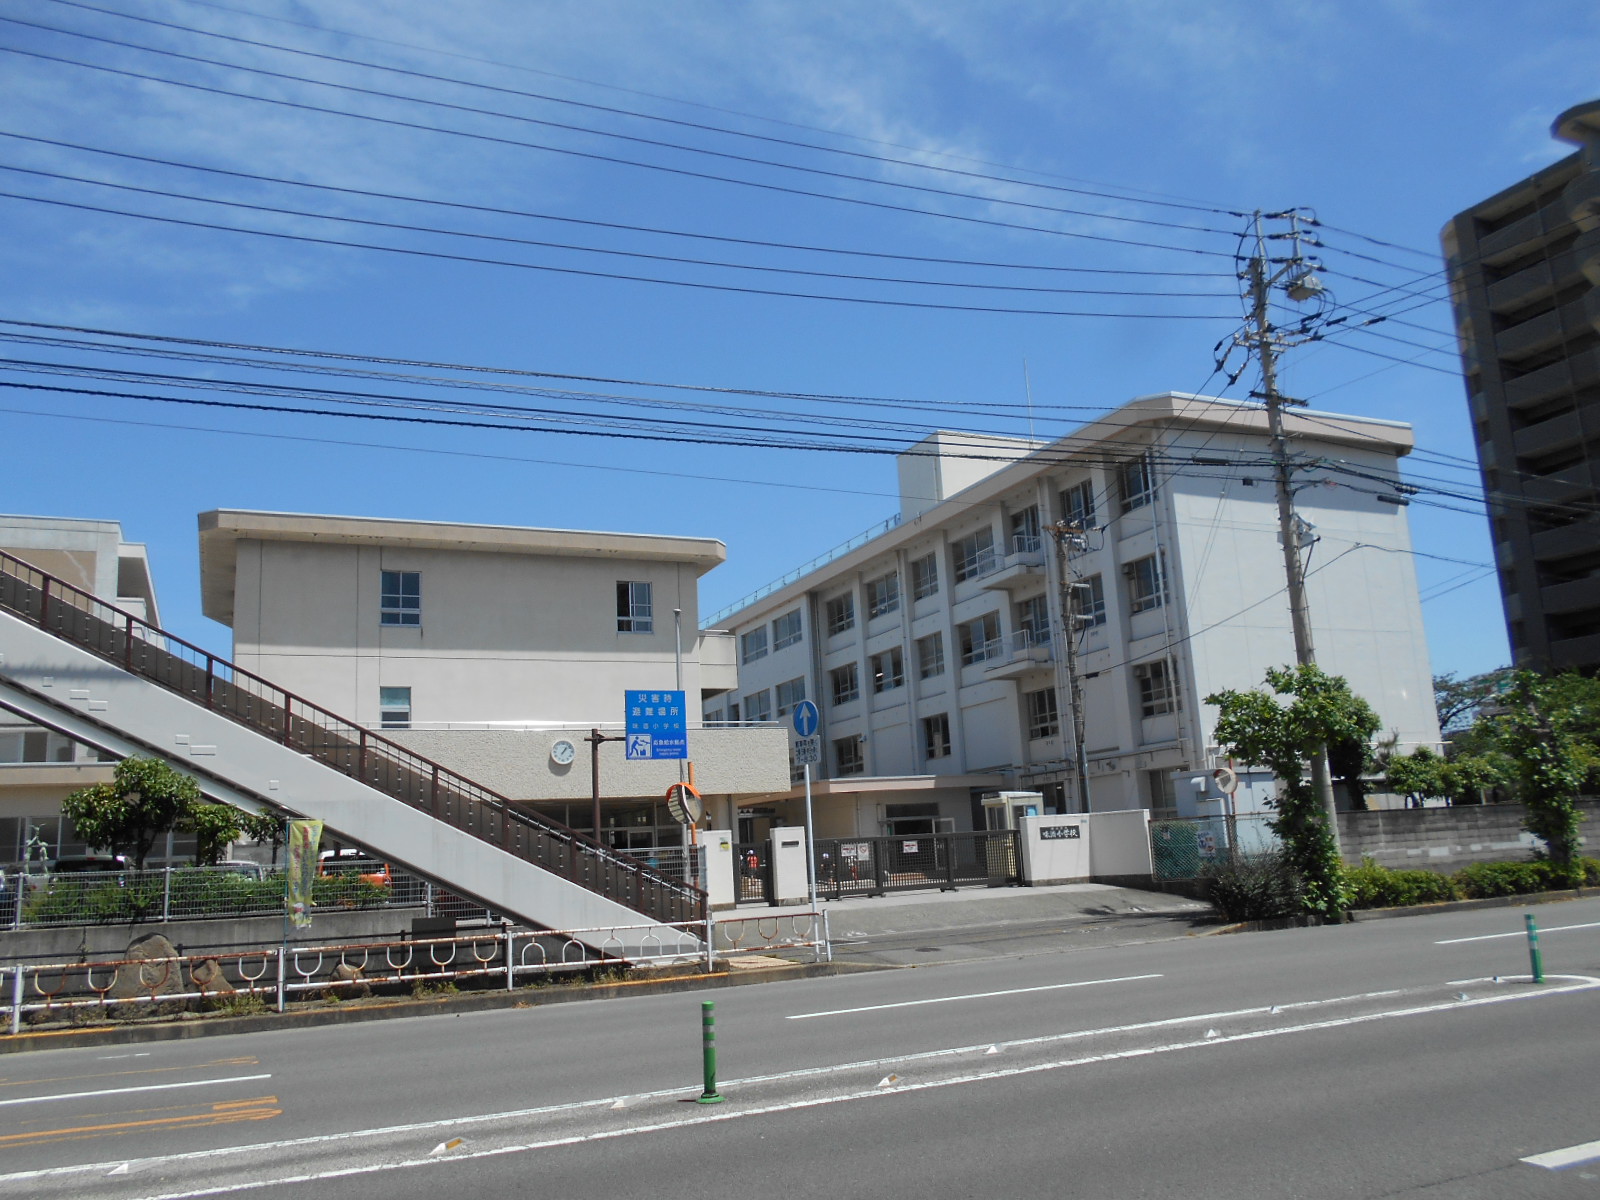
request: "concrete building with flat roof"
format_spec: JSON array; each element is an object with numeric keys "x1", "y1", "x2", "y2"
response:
[
  {"x1": 0, "y1": 515, "x2": 161, "y2": 866},
  {"x1": 1442, "y1": 98, "x2": 1600, "y2": 674},
  {"x1": 198, "y1": 510, "x2": 786, "y2": 844},
  {"x1": 704, "y1": 393, "x2": 1441, "y2": 841}
]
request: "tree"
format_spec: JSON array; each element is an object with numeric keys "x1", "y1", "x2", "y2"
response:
[
  {"x1": 60, "y1": 757, "x2": 201, "y2": 869},
  {"x1": 1495, "y1": 671, "x2": 1588, "y2": 884},
  {"x1": 239, "y1": 811, "x2": 287, "y2": 866},
  {"x1": 1385, "y1": 745, "x2": 1447, "y2": 807},
  {"x1": 1433, "y1": 667, "x2": 1514, "y2": 734},
  {"x1": 179, "y1": 802, "x2": 246, "y2": 866},
  {"x1": 1207, "y1": 664, "x2": 1382, "y2": 919}
]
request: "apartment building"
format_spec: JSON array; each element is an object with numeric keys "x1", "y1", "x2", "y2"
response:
[
  {"x1": 1442, "y1": 98, "x2": 1600, "y2": 673},
  {"x1": 704, "y1": 393, "x2": 1441, "y2": 840},
  {"x1": 198, "y1": 510, "x2": 787, "y2": 843}
]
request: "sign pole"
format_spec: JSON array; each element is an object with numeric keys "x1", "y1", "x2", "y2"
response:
[{"x1": 804, "y1": 761, "x2": 818, "y2": 911}]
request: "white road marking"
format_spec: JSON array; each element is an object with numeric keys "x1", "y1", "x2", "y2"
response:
[
  {"x1": 786, "y1": 973, "x2": 1163, "y2": 1019},
  {"x1": 96, "y1": 1053, "x2": 152, "y2": 1061},
  {"x1": 0, "y1": 1074, "x2": 272, "y2": 1108},
  {"x1": 1, "y1": 978, "x2": 1582, "y2": 1190},
  {"x1": 1522, "y1": 1138, "x2": 1600, "y2": 1170},
  {"x1": 1436, "y1": 920, "x2": 1600, "y2": 945},
  {"x1": 70, "y1": 975, "x2": 1600, "y2": 1200}
]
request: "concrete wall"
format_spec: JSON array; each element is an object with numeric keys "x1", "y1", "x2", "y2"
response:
[
  {"x1": 1017, "y1": 808, "x2": 1152, "y2": 885},
  {"x1": 1338, "y1": 801, "x2": 1600, "y2": 871},
  {"x1": 231, "y1": 537, "x2": 705, "y2": 728},
  {"x1": 0, "y1": 907, "x2": 427, "y2": 966}
]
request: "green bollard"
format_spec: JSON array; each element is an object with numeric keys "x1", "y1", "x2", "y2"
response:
[
  {"x1": 1524, "y1": 913, "x2": 1544, "y2": 984},
  {"x1": 698, "y1": 1000, "x2": 724, "y2": 1104}
]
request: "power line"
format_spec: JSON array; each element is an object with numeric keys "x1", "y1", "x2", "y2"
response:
[
  {"x1": 0, "y1": 162, "x2": 1234, "y2": 301},
  {"x1": 0, "y1": 189, "x2": 1239, "y2": 320},
  {"x1": 164, "y1": 0, "x2": 1250, "y2": 218},
  {"x1": 0, "y1": 131, "x2": 1232, "y2": 281},
  {"x1": 43, "y1": 0, "x2": 1251, "y2": 222},
  {"x1": 0, "y1": 27, "x2": 1241, "y2": 252}
]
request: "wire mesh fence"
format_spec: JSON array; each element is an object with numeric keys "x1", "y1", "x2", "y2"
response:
[
  {"x1": 1149, "y1": 815, "x2": 1280, "y2": 882},
  {"x1": 3, "y1": 864, "x2": 443, "y2": 930}
]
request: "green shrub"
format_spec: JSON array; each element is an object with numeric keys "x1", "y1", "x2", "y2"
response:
[
  {"x1": 1452, "y1": 860, "x2": 1558, "y2": 898},
  {"x1": 1344, "y1": 859, "x2": 1459, "y2": 909},
  {"x1": 1207, "y1": 852, "x2": 1303, "y2": 922}
]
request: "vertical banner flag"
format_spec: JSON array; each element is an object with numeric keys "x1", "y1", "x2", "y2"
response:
[{"x1": 286, "y1": 818, "x2": 323, "y2": 929}]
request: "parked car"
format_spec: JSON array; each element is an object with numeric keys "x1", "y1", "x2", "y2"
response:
[
  {"x1": 317, "y1": 848, "x2": 392, "y2": 888},
  {"x1": 48, "y1": 854, "x2": 132, "y2": 875},
  {"x1": 209, "y1": 860, "x2": 268, "y2": 880}
]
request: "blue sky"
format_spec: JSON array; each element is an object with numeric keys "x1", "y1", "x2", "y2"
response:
[{"x1": 2, "y1": 0, "x2": 1597, "y2": 684}]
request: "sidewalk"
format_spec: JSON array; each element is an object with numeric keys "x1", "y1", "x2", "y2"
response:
[{"x1": 725, "y1": 881, "x2": 1215, "y2": 965}]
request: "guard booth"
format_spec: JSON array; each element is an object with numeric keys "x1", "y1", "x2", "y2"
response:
[{"x1": 980, "y1": 790, "x2": 1041, "y2": 879}]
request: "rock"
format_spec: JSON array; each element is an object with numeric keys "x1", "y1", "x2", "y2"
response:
[
  {"x1": 191, "y1": 958, "x2": 236, "y2": 996},
  {"x1": 324, "y1": 962, "x2": 371, "y2": 998},
  {"x1": 109, "y1": 935, "x2": 185, "y2": 1001}
]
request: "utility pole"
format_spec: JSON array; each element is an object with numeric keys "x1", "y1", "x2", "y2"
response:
[
  {"x1": 1048, "y1": 520, "x2": 1092, "y2": 815},
  {"x1": 1237, "y1": 210, "x2": 1342, "y2": 854}
]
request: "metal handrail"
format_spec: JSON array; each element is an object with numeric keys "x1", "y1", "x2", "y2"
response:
[{"x1": 0, "y1": 548, "x2": 704, "y2": 923}]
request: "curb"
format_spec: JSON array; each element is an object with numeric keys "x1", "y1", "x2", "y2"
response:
[
  {"x1": 0, "y1": 958, "x2": 883, "y2": 1055},
  {"x1": 1214, "y1": 887, "x2": 1589, "y2": 933}
]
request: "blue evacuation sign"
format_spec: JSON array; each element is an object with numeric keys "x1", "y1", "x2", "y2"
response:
[{"x1": 625, "y1": 689, "x2": 687, "y2": 759}]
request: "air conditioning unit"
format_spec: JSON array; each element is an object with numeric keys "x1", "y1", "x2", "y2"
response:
[{"x1": 1133, "y1": 663, "x2": 1151, "y2": 679}]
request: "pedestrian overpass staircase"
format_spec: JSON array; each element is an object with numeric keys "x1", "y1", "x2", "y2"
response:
[{"x1": 0, "y1": 549, "x2": 704, "y2": 948}]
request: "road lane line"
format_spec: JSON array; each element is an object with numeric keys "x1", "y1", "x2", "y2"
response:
[
  {"x1": 0, "y1": 1075, "x2": 272, "y2": 1108},
  {"x1": 0, "y1": 986, "x2": 1424, "y2": 1185},
  {"x1": 785, "y1": 973, "x2": 1163, "y2": 1019},
  {"x1": 1522, "y1": 1138, "x2": 1600, "y2": 1170},
  {"x1": 1436, "y1": 920, "x2": 1600, "y2": 945},
  {"x1": 0, "y1": 1099, "x2": 281, "y2": 1149},
  {"x1": 78, "y1": 975, "x2": 1600, "y2": 1200}
]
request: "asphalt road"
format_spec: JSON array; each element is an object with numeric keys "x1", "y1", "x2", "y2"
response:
[{"x1": 2, "y1": 898, "x2": 1599, "y2": 1199}]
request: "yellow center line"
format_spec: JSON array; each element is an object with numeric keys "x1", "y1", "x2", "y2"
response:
[{"x1": 0, "y1": 1097, "x2": 281, "y2": 1148}]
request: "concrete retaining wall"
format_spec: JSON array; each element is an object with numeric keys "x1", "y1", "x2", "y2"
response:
[
  {"x1": 1337, "y1": 801, "x2": 1600, "y2": 872},
  {"x1": 1, "y1": 907, "x2": 428, "y2": 966}
]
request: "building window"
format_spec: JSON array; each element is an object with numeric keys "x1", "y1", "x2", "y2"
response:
[
  {"x1": 1127, "y1": 554, "x2": 1167, "y2": 614},
  {"x1": 952, "y1": 528, "x2": 997, "y2": 582},
  {"x1": 1025, "y1": 688, "x2": 1059, "y2": 739},
  {"x1": 379, "y1": 686, "x2": 412, "y2": 730},
  {"x1": 833, "y1": 734, "x2": 864, "y2": 776},
  {"x1": 830, "y1": 663, "x2": 859, "y2": 706},
  {"x1": 772, "y1": 609, "x2": 803, "y2": 650},
  {"x1": 380, "y1": 570, "x2": 420, "y2": 626},
  {"x1": 775, "y1": 677, "x2": 806, "y2": 717},
  {"x1": 922, "y1": 713, "x2": 951, "y2": 760},
  {"x1": 726, "y1": 701, "x2": 740, "y2": 724},
  {"x1": 1060, "y1": 479, "x2": 1097, "y2": 529},
  {"x1": 866, "y1": 571, "x2": 900, "y2": 618},
  {"x1": 1071, "y1": 574, "x2": 1107, "y2": 628},
  {"x1": 1016, "y1": 594, "x2": 1051, "y2": 643},
  {"x1": 910, "y1": 553, "x2": 939, "y2": 600},
  {"x1": 958, "y1": 612, "x2": 1002, "y2": 665},
  {"x1": 0, "y1": 727, "x2": 74, "y2": 764},
  {"x1": 916, "y1": 632, "x2": 945, "y2": 679},
  {"x1": 741, "y1": 627, "x2": 769, "y2": 664},
  {"x1": 1010, "y1": 505, "x2": 1041, "y2": 553},
  {"x1": 1136, "y1": 659, "x2": 1178, "y2": 717},
  {"x1": 1118, "y1": 454, "x2": 1156, "y2": 513},
  {"x1": 743, "y1": 689, "x2": 773, "y2": 723},
  {"x1": 870, "y1": 646, "x2": 904, "y2": 693},
  {"x1": 616, "y1": 581, "x2": 653, "y2": 633},
  {"x1": 825, "y1": 592, "x2": 855, "y2": 636}
]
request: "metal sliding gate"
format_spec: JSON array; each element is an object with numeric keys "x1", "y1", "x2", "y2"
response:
[
  {"x1": 734, "y1": 842, "x2": 773, "y2": 904},
  {"x1": 813, "y1": 831, "x2": 1018, "y2": 899}
]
